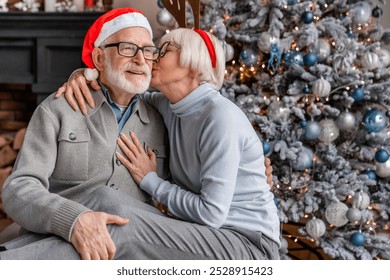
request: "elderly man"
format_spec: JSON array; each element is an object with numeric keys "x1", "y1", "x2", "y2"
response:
[{"x1": 0, "y1": 8, "x2": 169, "y2": 260}]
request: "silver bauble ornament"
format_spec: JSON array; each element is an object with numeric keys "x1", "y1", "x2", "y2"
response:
[
  {"x1": 325, "y1": 202, "x2": 348, "y2": 227},
  {"x1": 361, "y1": 52, "x2": 379, "y2": 71},
  {"x1": 280, "y1": 238, "x2": 289, "y2": 253},
  {"x1": 318, "y1": 119, "x2": 339, "y2": 143},
  {"x1": 375, "y1": 159, "x2": 390, "y2": 178},
  {"x1": 336, "y1": 111, "x2": 356, "y2": 131},
  {"x1": 267, "y1": 101, "x2": 291, "y2": 123},
  {"x1": 257, "y1": 32, "x2": 279, "y2": 53},
  {"x1": 222, "y1": 42, "x2": 234, "y2": 62},
  {"x1": 352, "y1": 192, "x2": 370, "y2": 210},
  {"x1": 312, "y1": 78, "x2": 331, "y2": 98},
  {"x1": 156, "y1": 9, "x2": 176, "y2": 27},
  {"x1": 314, "y1": 39, "x2": 331, "y2": 62},
  {"x1": 351, "y1": 2, "x2": 372, "y2": 25},
  {"x1": 306, "y1": 218, "x2": 326, "y2": 239},
  {"x1": 346, "y1": 207, "x2": 362, "y2": 223},
  {"x1": 379, "y1": 49, "x2": 390, "y2": 67},
  {"x1": 291, "y1": 146, "x2": 313, "y2": 171}
]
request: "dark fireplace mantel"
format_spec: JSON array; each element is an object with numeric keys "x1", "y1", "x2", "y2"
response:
[{"x1": 0, "y1": 12, "x2": 103, "y2": 103}]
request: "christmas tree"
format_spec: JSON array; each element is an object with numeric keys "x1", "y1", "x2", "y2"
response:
[{"x1": 157, "y1": 0, "x2": 390, "y2": 259}]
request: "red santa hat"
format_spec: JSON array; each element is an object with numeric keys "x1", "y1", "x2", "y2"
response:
[{"x1": 82, "y1": 8, "x2": 153, "y2": 81}]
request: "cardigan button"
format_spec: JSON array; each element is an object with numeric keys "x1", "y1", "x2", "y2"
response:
[{"x1": 69, "y1": 133, "x2": 77, "y2": 141}]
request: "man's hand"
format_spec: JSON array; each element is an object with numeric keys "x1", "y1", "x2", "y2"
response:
[{"x1": 71, "y1": 211, "x2": 128, "y2": 260}]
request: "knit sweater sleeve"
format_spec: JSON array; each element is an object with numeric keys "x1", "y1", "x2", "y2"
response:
[
  {"x1": 2, "y1": 104, "x2": 90, "y2": 242},
  {"x1": 140, "y1": 107, "x2": 241, "y2": 229}
]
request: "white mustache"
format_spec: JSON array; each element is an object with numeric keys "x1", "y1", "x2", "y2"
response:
[{"x1": 123, "y1": 63, "x2": 151, "y2": 75}]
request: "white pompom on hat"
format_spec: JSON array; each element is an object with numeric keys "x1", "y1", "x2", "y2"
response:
[{"x1": 82, "y1": 7, "x2": 153, "y2": 81}]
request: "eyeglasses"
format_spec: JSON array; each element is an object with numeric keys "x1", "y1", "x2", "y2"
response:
[
  {"x1": 157, "y1": 41, "x2": 181, "y2": 61},
  {"x1": 102, "y1": 42, "x2": 160, "y2": 61}
]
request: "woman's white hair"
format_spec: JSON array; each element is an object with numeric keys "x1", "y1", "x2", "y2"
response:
[{"x1": 159, "y1": 28, "x2": 225, "y2": 89}]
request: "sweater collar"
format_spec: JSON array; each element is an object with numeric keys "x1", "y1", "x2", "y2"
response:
[
  {"x1": 88, "y1": 84, "x2": 150, "y2": 124},
  {"x1": 170, "y1": 83, "x2": 216, "y2": 117}
]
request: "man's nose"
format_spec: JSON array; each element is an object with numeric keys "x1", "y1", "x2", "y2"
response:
[{"x1": 132, "y1": 49, "x2": 146, "y2": 63}]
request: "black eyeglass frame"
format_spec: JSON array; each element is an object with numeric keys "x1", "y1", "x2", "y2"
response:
[
  {"x1": 157, "y1": 41, "x2": 181, "y2": 60},
  {"x1": 102, "y1": 42, "x2": 160, "y2": 61}
]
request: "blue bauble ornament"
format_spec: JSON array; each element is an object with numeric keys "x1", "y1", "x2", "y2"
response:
[
  {"x1": 287, "y1": 0, "x2": 297, "y2": 5},
  {"x1": 303, "y1": 85, "x2": 311, "y2": 94},
  {"x1": 372, "y1": 6, "x2": 383, "y2": 18},
  {"x1": 346, "y1": 28, "x2": 354, "y2": 37},
  {"x1": 304, "y1": 121, "x2": 321, "y2": 141},
  {"x1": 352, "y1": 88, "x2": 364, "y2": 102},
  {"x1": 303, "y1": 52, "x2": 318, "y2": 67},
  {"x1": 300, "y1": 120, "x2": 308, "y2": 128},
  {"x1": 291, "y1": 147, "x2": 313, "y2": 171},
  {"x1": 274, "y1": 197, "x2": 279, "y2": 206},
  {"x1": 284, "y1": 50, "x2": 303, "y2": 68},
  {"x1": 350, "y1": 232, "x2": 366, "y2": 246},
  {"x1": 157, "y1": 0, "x2": 164, "y2": 9},
  {"x1": 362, "y1": 109, "x2": 387, "y2": 133},
  {"x1": 362, "y1": 170, "x2": 377, "y2": 180},
  {"x1": 301, "y1": 11, "x2": 314, "y2": 24},
  {"x1": 239, "y1": 48, "x2": 259, "y2": 67},
  {"x1": 375, "y1": 149, "x2": 389, "y2": 163},
  {"x1": 262, "y1": 141, "x2": 271, "y2": 155},
  {"x1": 386, "y1": 111, "x2": 390, "y2": 118}
]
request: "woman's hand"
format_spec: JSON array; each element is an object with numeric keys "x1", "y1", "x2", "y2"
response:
[
  {"x1": 265, "y1": 157, "x2": 273, "y2": 187},
  {"x1": 116, "y1": 131, "x2": 157, "y2": 184},
  {"x1": 55, "y1": 69, "x2": 100, "y2": 115}
]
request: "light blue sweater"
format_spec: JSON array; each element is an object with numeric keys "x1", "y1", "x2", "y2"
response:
[{"x1": 140, "y1": 83, "x2": 280, "y2": 246}]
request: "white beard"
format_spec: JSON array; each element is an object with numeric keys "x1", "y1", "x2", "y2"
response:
[{"x1": 104, "y1": 59, "x2": 151, "y2": 94}]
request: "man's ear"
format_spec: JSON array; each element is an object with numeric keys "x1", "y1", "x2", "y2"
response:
[{"x1": 92, "y1": 47, "x2": 105, "y2": 71}]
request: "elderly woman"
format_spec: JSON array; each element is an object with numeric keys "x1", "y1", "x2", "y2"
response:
[{"x1": 58, "y1": 27, "x2": 281, "y2": 260}]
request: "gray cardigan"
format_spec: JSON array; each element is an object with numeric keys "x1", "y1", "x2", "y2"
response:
[{"x1": 2, "y1": 90, "x2": 169, "y2": 242}]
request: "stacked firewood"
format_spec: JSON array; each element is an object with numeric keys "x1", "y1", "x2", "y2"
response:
[{"x1": 0, "y1": 128, "x2": 26, "y2": 222}]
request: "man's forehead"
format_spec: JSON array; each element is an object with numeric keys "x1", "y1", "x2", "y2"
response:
[{"x1": 110, "y1": 27, "x2": 154, "y2": 44}]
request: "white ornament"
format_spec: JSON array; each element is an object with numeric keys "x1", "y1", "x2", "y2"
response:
[
  {"x1": 346, "y1": 208, "x2": 362, "y2": 223},
  {"x1": 156, "y1": 9, "x2": 176, "y2": 27},
  {"x1": 44, "y1": 0, "x2": 56, "y2": 11},
  {"x1": 379, "y1": 49, "x2": 390, "y2": 68},
  {"x1": 280, "y1": 238, "x2": 289, "y2": 253},
  {"x1": 325, "y1": 202, "x2": 349, "y2": 227},
  {"x1": 351, "y1": 2, "x2": 372, "y2": 25},
  {"x1": 375, "y1": 159, "x2": 390, "y2": 178},
  {"x1": 267, "y1": 101, "x2": 291, "y2": 123},
  {"x1": 318, "y1": 119, "x2": 339, "y2": 144},
  {"x1": 223, "y1": 42, "x2": 234, "y2": 62},
  {"x1": 361, "y1": 52, "x2": 379, "y2": 71},
  {"x1": 257, "y1": 32, "x2": 279, "y2": 53},
  {"x1": 312, "y1": 78, "x2": 331, "y2": 98},
  {"x1": 314, "y1": 39, "x2": 331, "y2": 62},
  {"x1": 306, "y1": 218, "x2": 326, "y2": 239},
  {"x1": 0, "y1": 0, "x2": 9, "y2": 11},
  {"x1": 84, "y1": 68, "x2": 99, "y2": 81},
  {"x1": 352, "y1": 192, "x2": 370, "y2": 210},
  {"x1": 336, "y1": 111, "x2": 356, "y2": 131},
  {"x1": 73, "y1": 0, "x2": 84, "y2": 11}
]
